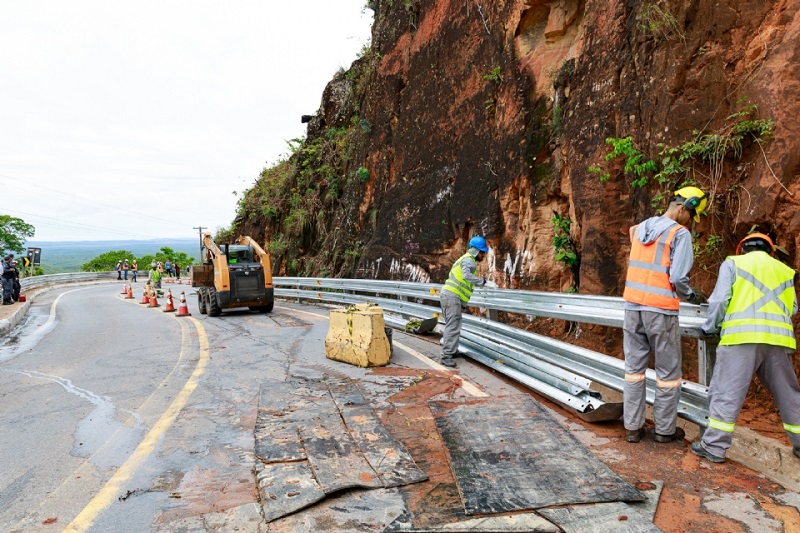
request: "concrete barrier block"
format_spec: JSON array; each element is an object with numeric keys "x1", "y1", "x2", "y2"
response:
[{"x1": 325, "y1": 304, "x2": 391, "y2": 367}]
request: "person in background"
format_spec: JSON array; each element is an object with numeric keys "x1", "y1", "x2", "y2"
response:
[
  {"x1": 439, "y1": 235, "x2": 489, "y2": 368},
  {"x1": 11, "y1": 260, "x2": 20, "y2": 301},
  {"x1": 131, "y1": 260, "x2": 138, "y2": 282},
  {"x1": 691, "y1": 233, "x2": 800, "y2": 463},
  {"x1": 115, "y1": 260, "x2": 122, "y2": 280},
  {"x1": 164, "y1": 259, "x2": 173, "y2": 279},
  {"x1": 2, "y1": 255, "x2": 15, "y2": 305},
  {"x1": 174, "y1": 261, "x2": 181, "y2": 281},
  {"x1": 149, "y1": 262, "x2": 163, "y2": 289},
  {"x1": 622, "y1": 186, "x2": 708, "y2": 444},
  {"x1": 122, "y1": 259, "x2": 130, "y2": 281}
]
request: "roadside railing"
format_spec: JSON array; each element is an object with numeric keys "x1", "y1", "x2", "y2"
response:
[
  {"x1": 7, "y1": 272, "x2": 711, "y2": 428},
  {"x1": 273, "y1": 277, "x2": 711, "y2": 428},
  {"x1": 19, "y1": 272, "x2": 117, "y2": 290}
]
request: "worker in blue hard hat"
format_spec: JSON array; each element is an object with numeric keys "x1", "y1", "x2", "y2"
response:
[{"x1": 439, "y1": 235, "x2": 489, "y2": 367}]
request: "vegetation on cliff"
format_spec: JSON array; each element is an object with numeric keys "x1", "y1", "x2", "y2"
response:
[{"x1": 221, "y1": 0, "x2": 799, "y2": 303}]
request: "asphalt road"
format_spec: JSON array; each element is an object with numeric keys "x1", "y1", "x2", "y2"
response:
[
  {"x1": 2, "y1": 282, "x2": 800, "y2": 532},
  {"x1": 1, "y1": 284, "x2": 299, "y2": 531}
]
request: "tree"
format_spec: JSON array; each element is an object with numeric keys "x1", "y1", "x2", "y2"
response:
[
  {"x1": 0, "y1": 215, "x2": 35, "y2": 256},
  {"x1": 81, "y1": 250, "x2": 137, "y2": 272},
  {"x1": 138, "y1": 246, "x2": 195, "y2": 269}
]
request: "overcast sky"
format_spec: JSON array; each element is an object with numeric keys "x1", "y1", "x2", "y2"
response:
[{"x1": 0, "y1": 1, "x2": 373, "y2": 242}]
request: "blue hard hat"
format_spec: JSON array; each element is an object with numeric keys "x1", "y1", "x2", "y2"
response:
[{"x1": 468, "y1": 235, "x2": 488, "y2": 252}]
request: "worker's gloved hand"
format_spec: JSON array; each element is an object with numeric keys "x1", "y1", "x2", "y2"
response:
[
  {"x1": 700, "y1": 328, "x2": 718, "y2": 339},
  {"x1": 482, "y1": 277, "x2": 487, "y2": 286},
  {"x1": 688, "y1": 288, "x2": 708, "y2": 304}
]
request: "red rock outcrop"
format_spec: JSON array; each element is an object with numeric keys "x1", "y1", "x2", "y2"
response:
[{"x1": 235, "y1": 0, "x2": 800, "y2": 303}]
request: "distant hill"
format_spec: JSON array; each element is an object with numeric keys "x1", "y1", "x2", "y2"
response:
[{"x1": 23, "y1": 238, "x2": 202, "y2": 273}]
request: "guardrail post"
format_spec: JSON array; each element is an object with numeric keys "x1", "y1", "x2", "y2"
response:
[{"x1": 697, "y1": 339, "x2": 717, "y2": 386}]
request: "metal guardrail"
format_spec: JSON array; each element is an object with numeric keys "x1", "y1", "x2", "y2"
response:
[
  {"x1": 274, "y1": 277, "x2": 710, "y2": 427},
  {"x1": 6, "y1": 273, "x2": 710, "y2": 427},
  {"x1": 19, "y1": 272, "x2": 117, "y2": 290}
]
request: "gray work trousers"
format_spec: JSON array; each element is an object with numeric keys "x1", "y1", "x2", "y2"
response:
[
  {"x1": 623, "y1": 310, "x2": 682, "y2": 435},
  {"x1": 440, "y1": 291, "x2": 464, "y2": 357},
  {"x1": 701, "y1": 343, "x2": 800, "y2": 458}
]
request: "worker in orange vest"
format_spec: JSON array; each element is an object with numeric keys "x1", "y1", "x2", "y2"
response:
[{"x1": 622, "y1": 186, "x2": 708, "y2": 444}]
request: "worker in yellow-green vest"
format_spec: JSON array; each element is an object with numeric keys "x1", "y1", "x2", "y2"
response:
[
  {"x1": 439, "y1": 236, "x2": 489, "y2": 368},
  {"x1": 149, "y1": 261, "x2": 163, "y2": 289},
  {"x1": 691, "y1": 233, "x2": 800, "y2": 463}
]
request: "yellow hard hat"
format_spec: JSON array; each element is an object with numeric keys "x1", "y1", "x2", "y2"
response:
[{"x1": 674, "y1": 186, "x2": 707, "y2": 222}]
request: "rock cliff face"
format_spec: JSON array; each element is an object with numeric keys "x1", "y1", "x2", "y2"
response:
[{"x1": 233, "y1": 0, "x2": 800, "y2": 302}]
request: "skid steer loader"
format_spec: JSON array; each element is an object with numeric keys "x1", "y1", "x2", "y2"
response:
[{"x1": 191, "y1": 232, "x2": 274, "y2": 317}]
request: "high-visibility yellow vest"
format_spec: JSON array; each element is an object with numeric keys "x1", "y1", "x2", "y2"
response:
[
  {"x1": 720, "y1": 251, "x2": 797, "y2": 349},
  {"x1": 623, "y1": 224, "x2": 683, "y2": 310},
  {"x1": 442, "y1": 252, "x2": 477, "y2": 303}
]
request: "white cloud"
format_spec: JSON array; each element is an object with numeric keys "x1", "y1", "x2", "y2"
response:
[{"x1": 0, "y1": 0, "x2": 373, "y2": 241}]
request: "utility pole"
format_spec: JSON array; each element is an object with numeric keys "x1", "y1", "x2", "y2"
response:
[{"x1": 192, "y1": 226, "x2": 206, "y2": 264}]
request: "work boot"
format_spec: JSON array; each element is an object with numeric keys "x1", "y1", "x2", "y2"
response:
[
  {"x1": 626, "y1": 428, "x2": 645, "y2": 443},
  {"x1": 654, "y1": 427, "x2": 685, "y2": 443},
  {"x1": 690, "y1": 441, "x2": 725, "y2": 463},
  {"x1": 441, "y1": 357, "x2": 456, "y2": 368}
]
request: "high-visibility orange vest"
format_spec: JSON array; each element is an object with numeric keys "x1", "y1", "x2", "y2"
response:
[{"x1": 623, "y1": 223, "x2": 683, "y2": 310}]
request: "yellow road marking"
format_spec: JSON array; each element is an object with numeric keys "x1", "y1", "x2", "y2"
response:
[{"x1": 65, "y1": 316, "x2": 209, "y2": 532}]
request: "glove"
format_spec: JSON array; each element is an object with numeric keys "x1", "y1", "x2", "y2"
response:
[
  {"x1": 482, "y1": 277, "x2": 487, "y2": 287},
  {"x1": 699, "y1": 328, "x2": 720, "y2": 343},
  {"x1": 688, "y1": 288, "x2": 708, "y2": 304}
]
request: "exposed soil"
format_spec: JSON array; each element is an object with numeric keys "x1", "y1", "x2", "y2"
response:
[{"x1": 371, "y1": 364, "x2": 800, "y2": 532}]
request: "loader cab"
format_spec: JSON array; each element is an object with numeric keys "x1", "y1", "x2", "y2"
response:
[{"x1": 226, "y1": 245, "x2": 253, "y2": 264}]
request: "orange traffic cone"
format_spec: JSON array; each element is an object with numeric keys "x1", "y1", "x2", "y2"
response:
[
  {"x1": 163, "y1": 289, "x2": 176, "y2": 312},
  {"x1": 148, "y1": 295, "x2": 159, "y2": 307},
  {"x1": 176, "y1": 291, "x2": 191, "y2": 317},
  {"x1": 120, "y1": 283, "x2": 128, "y2": 294},
  {"x1": 185, "y1": 277, "x2": 191, "y2": 286},
  {"x1": 125, "y1": 285, "x2": 135, "y2": 299},
  {"x1": 177, "y1": 277, "x2": 183, "y2": 284},
  {"x1": 140, "y1": 286, "x2": 150, "y2": 304}
]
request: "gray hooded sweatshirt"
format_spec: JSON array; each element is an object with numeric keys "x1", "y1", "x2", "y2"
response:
[{"x1": 624, "y1": 215, "x2": 694, "y2": 316}]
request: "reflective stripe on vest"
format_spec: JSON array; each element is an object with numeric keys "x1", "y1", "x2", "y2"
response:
[
  {"x1": 441, "y1": 252, "x2": 476, "y2": 303},
  {"x1": 708, "y1": 417, "x2": 736, "y2": 433},
  {"x1": 720, "y1": 252, "x2": 797, "y2": 349},
  {"x1": 623, "y1": 223, "x2": 682, "y2": 310},
  {"x1": 783, "y1": 422, "x2": 800, "y2": 434}
]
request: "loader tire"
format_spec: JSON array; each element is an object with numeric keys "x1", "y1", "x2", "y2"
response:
[
  {"x1": 207, "y1": 288, "x2": 222, "y2": 317},
  {"x1": 198, "y1": 288, "x2": 208, "y2": 314}
]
